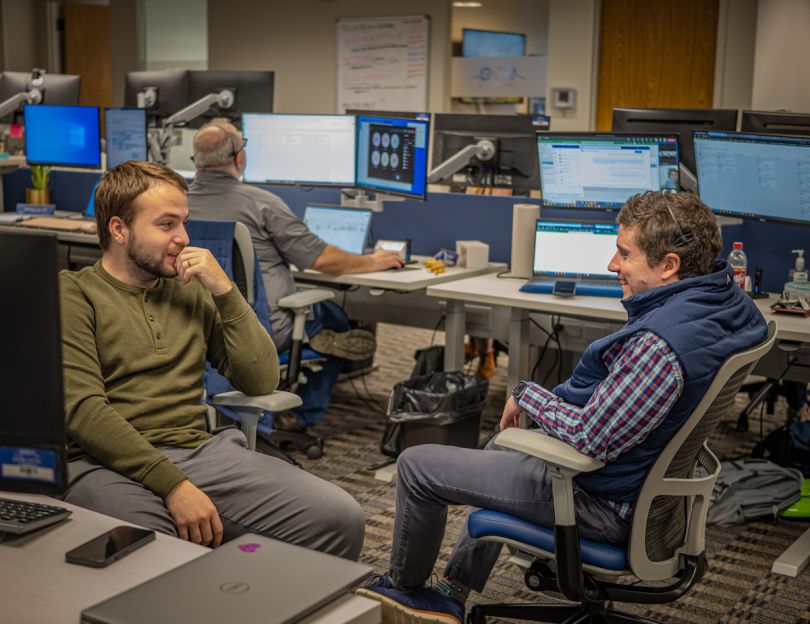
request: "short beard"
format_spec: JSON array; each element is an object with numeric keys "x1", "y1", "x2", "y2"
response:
[{"x1": 126, "y1": 233, "x2": 178, "y2": 282}]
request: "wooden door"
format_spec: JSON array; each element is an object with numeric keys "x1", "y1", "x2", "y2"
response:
[
  {"x1": 62, "y1": 2, "x2": 112, "y2": 113},
  {"x1": 596, "y1": 0, "x2": 720, "y2": 130}
]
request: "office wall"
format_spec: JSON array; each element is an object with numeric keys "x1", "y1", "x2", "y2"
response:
[
  {"x1": 544, "y1": 0, "x2": 600, "y2": 130},
  {"x1": 109, "y1": 0, "x2": 138, "y2": 107},
  {"x1": 142, "y1": 0, "x2": 207, "y2": 71},
  {"x1": 206, "y1": 0, "x2": 452, "y2": 114},
  {"x1": 713, "y1": 0, "x2": 757, "y2": 110},
  {"x1": 751, "y1": 0, "x2": 810, "y2": 111},
  {"x1": 0, "y1": 0, "x2": 48, "y2": 72}
]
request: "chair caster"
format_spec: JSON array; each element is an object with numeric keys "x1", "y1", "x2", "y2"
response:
[{"x1": 306, "y1": 443, "x2": 323, "y2": 459}]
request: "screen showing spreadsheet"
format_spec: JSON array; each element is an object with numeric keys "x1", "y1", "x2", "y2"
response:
[
  {"x1": 537, "y1": 133, "x2": 680, "y2": 209},
  {"x1": 694, "y1": 130, "x2": 810, "y2": 225},
  {"x1": 105, "y1": 108, "x2": 147, "y2": 169},
  {"x1": 532, "y1": 221, "x2": 619, "y2": 279},
  {"x1": 303, "y1": 205, "x2": 372, "y2": 255}
]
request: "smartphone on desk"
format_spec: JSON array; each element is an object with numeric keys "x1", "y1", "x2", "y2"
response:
[{"x1": 65, "y1": 526, "x2": 155, "y2": 568}]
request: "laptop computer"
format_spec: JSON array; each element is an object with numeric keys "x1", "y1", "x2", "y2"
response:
[
  {"x1": 303, "y1": 204, "x2": 372, "y2": 255},
  {"x1": 520, "y1": 220, "x2": 622, "y2": 298},
  {"x1": 81, "y1": 534, "x2": 372, "y2": 624}
]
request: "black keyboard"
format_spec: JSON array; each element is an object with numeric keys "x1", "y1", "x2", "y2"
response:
[{"x1": 0, "y1": 497, "x2": 72, "y2": 535}]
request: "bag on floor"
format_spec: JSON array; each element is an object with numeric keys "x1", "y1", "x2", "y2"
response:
[
  {"x1": 752, "y1": 421, "x2": 810, "y2": 476},
  {"x1": 707, "y1": 458, "x2": 803, "y2": 526}
]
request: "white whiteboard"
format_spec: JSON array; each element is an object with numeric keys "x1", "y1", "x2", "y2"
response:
[{"x1": 336, "y1": 15, "x2": 429, "y2": 113}]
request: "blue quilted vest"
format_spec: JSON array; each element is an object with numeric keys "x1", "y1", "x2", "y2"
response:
[{"x1": 554, "y1": 260, "x2": 767, "y2": 503}]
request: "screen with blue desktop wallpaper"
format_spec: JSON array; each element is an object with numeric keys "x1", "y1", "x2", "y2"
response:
[
  {"x1": 303, "y1": 205, "x2": 372, "y2": 255},
  {"x1": 694, "y1": 131, "x2": 810, "y2": 226},
  {"x1": 242, "y1": 113, "x2": 356, "y2": 186},
  {"x1": 537, "y1": 133, "x2": 679, "y2": 209},
  {"x1": 105, "y1": 107, "x2": 147, "y2": 169},
  {"x1": 24, "y1": 104, "x2": 101, "y2": 168},
  {"x1": 355, "y1": 116, "x2": 430, "y2": 199},
  {"x1": 462, "y1": 29, "x2": 526, "y2": 57}
]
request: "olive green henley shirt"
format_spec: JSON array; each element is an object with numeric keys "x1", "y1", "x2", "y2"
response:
[{"x1": 60, "y1": 261, "x2": 279, "y2": 498}]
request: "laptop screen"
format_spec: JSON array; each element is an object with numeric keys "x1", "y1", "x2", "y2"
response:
[
  {"x1": 303, "y1": 205, "x2": 372, "y2": 255},
  {"x1": 532, "y1": 221, "x2": 619, "y2": 279}
]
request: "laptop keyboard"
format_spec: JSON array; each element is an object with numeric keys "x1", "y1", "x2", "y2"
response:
[{"x1": 0, "y1": 497, "x2": 72, "y2": 535}]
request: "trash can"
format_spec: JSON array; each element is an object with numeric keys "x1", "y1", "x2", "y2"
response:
[{"x1": 380, "y1": 371, "x2": 488, "y2": 457}]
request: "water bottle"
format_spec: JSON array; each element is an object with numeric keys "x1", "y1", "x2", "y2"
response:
[{"x1": 727, "y1": 242, "x2": 747, "y2": 289}]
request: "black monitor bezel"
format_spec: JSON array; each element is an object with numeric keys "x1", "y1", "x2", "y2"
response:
[
  {"x1": 536, "y1": 131, "x2": 681, "y2": 211},
  {"x1": 104, "y1": 107, "x2": 148, "y2": 169},
  {"x1": 123, "y1": 69, "x2": 190, "y2": 119},
  {"x1": 354, "y1": 115, "x2": 431, "y2": 201},
  {"x1": 24, "y1": 104, "x2": 102, "y2": 169},
  {"x1": 693, "y1": 129, "x2": 810, "y2": 227},
  {"x1": 187, "y1": 70, "x2": 274, "y2": 129},
  {"x1": 241, "y1": 112, "x2": 357, "y2": 187},
  {"x1": 740, "y1": 109, "x2": 810, "y2": 136}
]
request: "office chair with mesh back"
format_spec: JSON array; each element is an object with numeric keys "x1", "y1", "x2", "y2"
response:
[
  {"x1": 186, "y1": 219, "x2": 335, "y2": 460},
  {"x1": 465, "y1": 322, "x2": 776, "y2": 624}
]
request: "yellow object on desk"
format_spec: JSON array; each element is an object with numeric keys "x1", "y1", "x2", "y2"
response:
[{"x1": 424, "y1": 259, "x2": 445, "y2": 275}]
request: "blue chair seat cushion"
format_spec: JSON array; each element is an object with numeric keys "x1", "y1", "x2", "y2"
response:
[
  {"x1": 278, "y1": 348, "x2": 324, "y2": 367},
  {"x1": 468, "y1": 509, "x2": 629, "y2": 571}
]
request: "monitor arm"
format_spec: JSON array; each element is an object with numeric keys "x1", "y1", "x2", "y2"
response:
[
  {"x1": 428, "y1": 139, "x2": 497, "y2": 184},
  {"x1": 0, "y1": 89, "x2": 44, "y2": 119},
  {"x1": 163, "y1": 89, "x2": 235, "y2": 127}
]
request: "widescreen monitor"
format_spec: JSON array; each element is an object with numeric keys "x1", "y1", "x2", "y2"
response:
[
  {"x1": 740, "y1": 110, "x2": 810, "y2": 136},
  {"x1": 105, "y1": 107, "x2": 147, "y2": 169},
  {"x1": 532, "y1": 221, "x2": 619, "y2": 279},
  {"x1": 462, "y1": 29, "x2": 526, "y2": 57},
  {"x1": 694, "y1": 130, "x2": 810, "y2": 226},
  {"x1": 0, "y1": 71, "x2": 80, "y2": 123},
  {"x1": 242, "y1": 113, "x2": 356, "y2": 186},
  {"x1": 303, "y1": 205, "x2": 372, "y2": 255},
  {"x1": 355, "y1": 115, "x2": 430, "y2": 199},
  {"x1": 0, "y1": 231, "x2": 67, "y2": 495},
  {"x1": 537, "y1": 133, "x2": 680, "y2": 209},
  {"x1": 432, "y1": 113, "x2": 539, "y2": 194},
  {"x1": 24, "y1": 104, "x2": 101, "y2": 168},
  {"x1": 347, "y1": 109, "x2": 431, "y2": 122},
  {"x1": 611, "y1": 107, "x2": 738, "y2": 176},
  {"x1": 187, "y1": 70, "x2": 274, "y2": 128},
  {"x1": 124, "y1": 69, "x2": 189, "y2": 119}
]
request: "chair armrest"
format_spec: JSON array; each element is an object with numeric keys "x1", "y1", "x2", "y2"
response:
[
  {"x1": 495, "y1": 428, "x2": 604, "y2": 476},
  {"x1": 278, "y1": 289, "x2": 334, "y2": 312},
  {"x1": 211, "y1": 390, "x2": 303, "y2": 412}
]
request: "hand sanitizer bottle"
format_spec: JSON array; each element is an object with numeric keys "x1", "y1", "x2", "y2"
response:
[{"x1": 790, "y1": 250, "x2": 808, "y2": 282}]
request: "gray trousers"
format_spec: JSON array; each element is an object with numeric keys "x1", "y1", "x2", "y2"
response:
[
  {"x1": 63, "y1": 429, "x2": 365, "y2": 560},
  {"x1": 391, "y1": 439, "x2": 630, "y2": 592}
]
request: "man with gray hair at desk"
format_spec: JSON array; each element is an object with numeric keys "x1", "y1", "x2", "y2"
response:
[
  {"x1": 358, "y1": 191, "x2": 768, "y2": 624},
  {"x1": 60, "y1": 161, "x2": 364, "y2": 557},
  {"x1": 187, "y1": 120, "x2": 404, "y2": 432}
]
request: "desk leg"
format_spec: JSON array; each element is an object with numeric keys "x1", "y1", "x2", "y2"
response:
[
  {"x1": 772, "y1": 527, "x2": 810, "y2": 577},
  {"x1": 444, "y1": 300, "x2": 466, "y2": 372},
  {"x1": 507, "y1": 307, "x2": 530, "y2": 395}
]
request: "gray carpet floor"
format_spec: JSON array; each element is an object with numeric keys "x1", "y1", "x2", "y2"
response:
[{"x1": 289, "y1": 323, "x2": 810, "y2": 624}]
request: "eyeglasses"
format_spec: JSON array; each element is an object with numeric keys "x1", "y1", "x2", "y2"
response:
[
  {"x1": 662, "y1": 192, "x2": 693, "y2": 248},
  {"x1": 232, "y1": 138, "x2": 247, "y2": 157}
]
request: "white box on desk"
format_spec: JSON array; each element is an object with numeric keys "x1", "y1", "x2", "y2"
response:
[{"x1": 455, "y1": 240, "x2": 489, "y2": 269}]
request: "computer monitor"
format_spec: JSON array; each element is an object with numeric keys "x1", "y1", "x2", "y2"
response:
[
  {"x1": 532, "y1": 220, "x2": 619, "y2": 279},
  {"x1": 355, "y1": 115, "x2": 430, "y2": 200},
  {"x1": 0, "y1": 231, "x2": 67, "y2": 495},
  {"x1": 740, "y1": 110, "x2": 810, "y2": 136},
  {"x1": 694, "y1": 130, "x2": 810, "y2": 226},
  {"x1": 24, "y1": 104, "x2": 101, "y2": 168},
  {"x1": 124, "y1": 69, "x2": 189, "y2": 120},
  {"x1": 242, "y1": 113, "x2": 356, "y2": 186},
  {"x1": 461, "y1": 29, "x2": 526, "y2": 57},
  {"x1": 0, "y1": 70, "x2": 81, "y2": 123},
  {"x1": 303, "y1": 205, "x2": 372, "y2": 255},
  {"x1": 346, "y1": 109, "x2": 431, "y2": 122},
  {"x1": 536, "y1": 133, "x2": 680, "y2": 210},
  {"x1": 187, "y1": 70, "x2": 274, "y2": 128},
  {"x1": 431, "y1": 113, "x2": 539, "y2": 194},
  {"x1": 611, "y1": 108, "x2": 738, "y2": 177},
  {"x1": 105, "y1": 107, "x2": 147, "y2": 169}
]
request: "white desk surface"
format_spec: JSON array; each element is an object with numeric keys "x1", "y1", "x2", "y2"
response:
[
  {"x1": 291, "y1": 256, "x2": 506, "y2": 292},
  {"x1": 0, "y1": 492, "x2": 379, "y2": 624}
]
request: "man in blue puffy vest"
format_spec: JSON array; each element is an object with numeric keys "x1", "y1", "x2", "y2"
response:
[{"x1": 358, "y1": 191, "x2": 768, "y2": 624}]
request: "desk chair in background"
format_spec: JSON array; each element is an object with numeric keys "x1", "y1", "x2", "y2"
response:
[
  {"x1": 186, "y1": 219, "x2": 334, "y2": 460},
  {"x1": 465, "y1": 323, "x2": 776, "y2": 624}
]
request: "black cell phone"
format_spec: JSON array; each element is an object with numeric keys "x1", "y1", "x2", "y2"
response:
[
  {"x1": 65, "y1": 526, "x2": 155, "y2": 568},
  {"x1": 552, "y1": 280, "x2": 577, "y2": 297}
]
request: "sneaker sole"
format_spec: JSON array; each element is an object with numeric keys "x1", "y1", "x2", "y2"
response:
[
  {"x1": 310, "y1": 329, "x2": 376, "y2": 361},
  {"x1": 355, "y1": 589, "x2": 462, "y2": 624}
]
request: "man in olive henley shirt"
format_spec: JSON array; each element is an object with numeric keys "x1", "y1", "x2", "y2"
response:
[{"x1": 59, "y1": 161, "x2": 364, "y2": 558}]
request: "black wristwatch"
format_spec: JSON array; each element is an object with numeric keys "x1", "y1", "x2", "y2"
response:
[{"x1": 511, "y1": 381, "x2": 529, "y2": 402}]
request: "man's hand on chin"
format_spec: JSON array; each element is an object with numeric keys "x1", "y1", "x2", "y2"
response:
[{"x1": 165, "y1": 479, "x2": 224, "y2": 547}]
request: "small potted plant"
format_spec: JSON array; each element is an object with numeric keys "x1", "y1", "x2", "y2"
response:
[{"x1": 26, "y1": 165, "x2": 52, "y2": 205}]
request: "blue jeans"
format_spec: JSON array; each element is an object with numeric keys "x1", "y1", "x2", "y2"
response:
[
  {"x1": 292, "y1": 300, "x2": 351, "y2": 427},
  {"x1": 390, "y1": 438, "x2": 629, "y2": 592}
]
